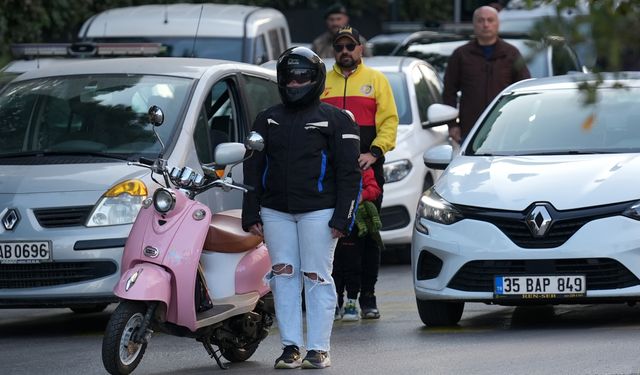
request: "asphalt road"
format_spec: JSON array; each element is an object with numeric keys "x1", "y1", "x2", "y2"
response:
[{"x1": 2, "y1": 264, "x2": 640, "y2": 375}]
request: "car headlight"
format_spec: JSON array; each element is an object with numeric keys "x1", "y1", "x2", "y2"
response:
[
  {"x1": 153, "y1": 188, "x2": 176, "y2": 214},
  {"x1": 86, "y1": 179, "x2": 148, "y2": 227},
  {"x1": 622, "y1": 201, "x2": 640, "y2": 220},
  {"x1": 383, "y1": 159, "x2": 412, "y2": 183},
  {"x1": 415, "y1": 188, "x2": 463, "y2": 234}
]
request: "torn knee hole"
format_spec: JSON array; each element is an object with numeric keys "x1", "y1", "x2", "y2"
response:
[
  {"x1": 272, "y1": 264, "x2": 293, "y2": 275},
  {"x1": 303, "y1": 272, "x2": 325, "y2": 283}
]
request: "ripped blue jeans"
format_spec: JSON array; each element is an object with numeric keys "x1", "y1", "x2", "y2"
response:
[{"x1": 261, "y1": 207, "x2": 338, "y2": 352}]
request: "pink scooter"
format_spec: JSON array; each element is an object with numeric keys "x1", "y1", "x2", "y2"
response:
[{"x1": 101, "y1": 106, "x2": 272, "y2": 375}]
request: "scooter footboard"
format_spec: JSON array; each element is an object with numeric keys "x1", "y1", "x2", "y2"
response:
[{"x1": 114, "y1": 263, "x2": 172, "y2": 308}]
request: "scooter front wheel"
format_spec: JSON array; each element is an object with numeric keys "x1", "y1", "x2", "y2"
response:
[{"x1": 102, "y1": 301, "x2": 148, "y2": 375}]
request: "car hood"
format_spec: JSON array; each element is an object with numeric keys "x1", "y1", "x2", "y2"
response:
[
  {"x1": 0, "y1": 163, "x2": 149, "y2": 194},
  {"x1": 436, "y1": 154, "x2": 640, "y2": 210}
]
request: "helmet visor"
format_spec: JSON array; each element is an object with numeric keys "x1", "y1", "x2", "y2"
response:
[{"x1": 283, "y1": 67, "x2": 317, "y2": 85}]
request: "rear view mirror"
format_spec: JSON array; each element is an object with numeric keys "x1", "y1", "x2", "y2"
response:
[
  {"x1": 148, "y1": 105, "x2": 164, "y2": 126},
  {"x1": 244, "y1": 131, "x2": 264, "y2": 152},
  {"x1": 423, "y1": 144, "x2": 453, "y2": 170},
  {"x1": 214, "y1": 143, "x2": 247, "y2": 166},
  {"x1": 423, "y1": 103, "x2": 458, "y2": 129}
]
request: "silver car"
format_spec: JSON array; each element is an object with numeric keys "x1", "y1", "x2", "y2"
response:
[{"x1": 0, "y1": 57, "x2": 280, "y2": 311}]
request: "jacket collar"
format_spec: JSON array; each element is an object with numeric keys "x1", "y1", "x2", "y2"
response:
[
  {"x1": 331, "y1": 60, "x2": 365, "y2": 78},
  {"x1": 468, "y1": 38, "x2": 509, "y2": 58}
]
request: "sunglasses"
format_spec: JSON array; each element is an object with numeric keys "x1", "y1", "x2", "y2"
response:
[{"x1": 333, "y1": 43, "x2": 357, "y2": 53}]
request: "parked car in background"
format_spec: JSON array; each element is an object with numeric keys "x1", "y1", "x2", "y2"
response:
[
  {"x1": 414, "y1": 72, "x2": 640, "y2": 327},
  {"x1": 368, "y1": 30, "x2": 462, "y2": 56},
  {"x1": 392, "y1": 33, "x2": 588, "y2": 80},
  {"x1": 78, "y1": 3, "x2": 291, "y2": 64},
  {"x1": 0, "y1": 57, "x2": 281, "y2": 310}
]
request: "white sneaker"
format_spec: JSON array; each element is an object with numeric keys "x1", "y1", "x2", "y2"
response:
[{"x1": 341, "y1": 299, "x2": 360, "y2": 321}]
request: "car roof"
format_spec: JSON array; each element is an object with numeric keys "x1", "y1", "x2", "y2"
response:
[
  {"x1": 261, "y1": 56, "x2": 434, "y2": 75},
  {"x1": 79, "y1": 4, "x2": 285, "y2": 39},
  {"x1": 504, "y1": 72, "x2": 640, "y2": 92},
  {"x1": 12, "y1": 57, "x2": 272, "y2": 81}
]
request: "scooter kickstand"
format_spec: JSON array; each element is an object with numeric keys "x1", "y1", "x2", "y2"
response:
[{"x1": 199, "y1": 337, "x2": 229, "y2": 370}]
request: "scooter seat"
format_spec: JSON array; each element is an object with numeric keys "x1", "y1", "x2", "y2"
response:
[{"x1": 203, "y1": 209, "x2": 263, "y2": 253}]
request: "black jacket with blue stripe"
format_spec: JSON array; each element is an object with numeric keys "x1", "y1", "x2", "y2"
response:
[{"x1": 242, "y1": 100, "x2": 361, "y2": 234}]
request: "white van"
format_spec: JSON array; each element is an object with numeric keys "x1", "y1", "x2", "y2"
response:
[{"x1": 78, "y1": 3, "x2": 291, "y2": 64}]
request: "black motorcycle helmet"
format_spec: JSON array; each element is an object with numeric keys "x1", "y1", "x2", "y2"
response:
[{"x1": 276, "y1": 47, "x2": 326, "y2": 108}]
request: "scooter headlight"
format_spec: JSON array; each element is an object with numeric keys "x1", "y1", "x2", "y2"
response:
[{"x1": 153, "y1": 188, "x2": 176, "y2": 214}]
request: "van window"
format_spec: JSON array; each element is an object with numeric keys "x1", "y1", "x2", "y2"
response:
[
  {"x1": 91, "y1": 37, "x2": 243, "y2": 61},
  {"x1": 194, "y1": 79, "x2": 241, "y2": 163},
  {"x1": 254, "y1": 35, "x2": 269, "y2": 65},
  {"x1": 242, "y1": 75, "x2": 280, "y2": 122},
  {"x1": 267, "y1": 29, "x2": 281, "y2": 59}
]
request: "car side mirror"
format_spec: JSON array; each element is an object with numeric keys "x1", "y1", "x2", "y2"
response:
[
  {"x1": 423, "y1": 103, "x2": 459, "y2": 129},
  {"x1": 148, "y1": 105, "x2": 164, "y2": 126},
  {"x1": 423, "y1": 144, "x2": 453, "y2": 170}
]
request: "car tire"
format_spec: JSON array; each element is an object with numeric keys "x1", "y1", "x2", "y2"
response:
[{"x1": 416, "y1": 299, "x2": 464, "y2": 327}]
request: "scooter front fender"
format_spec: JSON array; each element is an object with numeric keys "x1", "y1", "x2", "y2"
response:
[{"x1": 114, "y1": 263, "x2": 171, "y2": 308}]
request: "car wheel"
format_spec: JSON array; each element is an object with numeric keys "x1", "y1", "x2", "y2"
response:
[
  {"x1": 69, "y1": 303, "x2": 110, "y2": 314},
  {"x1": 416, "y1": 299, "x2": 464, "y2": 327}
]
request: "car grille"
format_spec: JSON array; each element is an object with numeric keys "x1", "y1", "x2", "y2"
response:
[
  {"x1": 380, "y1": 205, "x2": 411, "y2": 231},
  {"x1": 0, "y1": 261, "x2": 117, "y2": 289},
  {"x1": 33, "y1": 206, "x2": 93, "y2": 228},
  {"x1": 457, "y1": 201, "x2": 631, "y2": 248},
  {"x1": 447, "y1": 258, "x2": 640, "y2": 292}
]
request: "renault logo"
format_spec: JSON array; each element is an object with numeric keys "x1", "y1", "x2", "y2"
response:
[
  {"x1": 526, "y1": 205, "x2": 552, "y2": 238},
  {"x1": 2, "y1": 209, "x2": 20, "y2": 231}
]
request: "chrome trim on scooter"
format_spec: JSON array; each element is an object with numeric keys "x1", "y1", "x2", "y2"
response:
[
  {"x1": 144, "y1": 246, "x2": 159, "y2": 258},
  {"x1": 125, "y1": 268, "x2": 144, "y2": 291},
  {"x1": 193, "y1": 209, "x2": 206, "y2": 221}
]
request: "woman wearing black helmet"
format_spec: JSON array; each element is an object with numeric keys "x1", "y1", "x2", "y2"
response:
[{"x1": 242, "y1": 46, "x2": 361, "y2": 369}]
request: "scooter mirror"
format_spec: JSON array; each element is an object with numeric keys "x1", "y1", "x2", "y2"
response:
[
  {"x1": 245, "y1": 131, "x2": 264, "y2": 152},
  {"x1": 148, "y1": 105, "x2": 165, "y2": 126}
]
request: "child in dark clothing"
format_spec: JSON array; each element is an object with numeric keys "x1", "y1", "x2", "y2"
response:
[{"x1": 332, "y1": 167, "x2": 381, "y2": 321}]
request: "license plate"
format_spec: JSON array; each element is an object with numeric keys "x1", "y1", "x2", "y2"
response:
[
  {"x1": 494, "y1": 275, "x2": 586, "y2": 298},
  {"x1": 0, "y1": 241, "x2": 52, "y2": 264}
]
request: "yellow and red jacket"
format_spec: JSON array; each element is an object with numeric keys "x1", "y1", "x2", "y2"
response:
[{"x1": 321, "y1": 62, "x2": 398, "y2": 155}]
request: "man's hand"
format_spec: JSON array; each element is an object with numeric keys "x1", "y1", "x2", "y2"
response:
[
  {"x1": 331, "y1": 228, "x2": 346, "y2": 239},
  {"x1": 448, "y1": 126, "x2": 462, "y2": 144},
  {"x1": 249, "y1": 223, "x2": 263, "y2": 237},
  {"x1": 358, "y1": 152, "x2": 378, "y2": 170}
]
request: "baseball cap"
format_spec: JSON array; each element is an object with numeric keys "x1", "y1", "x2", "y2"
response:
[
  {"x1": 333, "y1": 26, "x2": 361, "y2": 45},
  {"x1": 324, "y1": 3, "x2": 348, "y2": 19}
]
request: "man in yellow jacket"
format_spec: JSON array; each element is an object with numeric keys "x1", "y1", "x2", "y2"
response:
[{"x1": 321, "y1": 26, "x2": 398, "y2": 319}]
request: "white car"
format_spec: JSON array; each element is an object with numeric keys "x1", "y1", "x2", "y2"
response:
[
  {"x1": 0, "y1": 57, "x2": 281, "y2": 310},
  {"x1": 363, "y1": 57, "x2": 451, "y2": 256},
  {"x1": 413, "y1": 72, "x2": 640, "y2": 326}
]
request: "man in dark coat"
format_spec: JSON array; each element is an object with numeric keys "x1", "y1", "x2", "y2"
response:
[{"x1": 443, "y1": 5, "x2": 531, "y2": 142}]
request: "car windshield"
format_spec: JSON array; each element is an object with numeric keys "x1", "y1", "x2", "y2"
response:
[
  {"x1": 0, "y1": 72, "x2": 19, "y2": 91},
  {"x1": 468, "y1": 87, "x2": 640, "y2": 156},
  {"x1": 383, "y1": 72, "x2": 412, "y2": 125},
  {"x1": 91, "y1": 37, "x2": 243, "y2": 60},
  {"x1": 401, "y1": 39, "x2": 549, "y2": 79},
  {"x1": 0, "y1": 74, "x2": 194, "y2": 160}
]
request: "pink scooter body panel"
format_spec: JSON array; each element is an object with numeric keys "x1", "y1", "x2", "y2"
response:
[
  {"x1": 236, "y1": 243, "x2": 271, "y2": 296},
  {"x1": 114, "y1": 263, "x2": 171, "y2": 308},
  {"x1": 119, "y1": 190, "x2": 211, "y2": 332}
]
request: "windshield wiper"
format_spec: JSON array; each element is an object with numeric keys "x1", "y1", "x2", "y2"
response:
[
  {"x1": 512, "y1": 150, "x2": 610, "y2": 156},
  {"x1": 0, "y1": 151, "x2": 131, "y2": 161}
]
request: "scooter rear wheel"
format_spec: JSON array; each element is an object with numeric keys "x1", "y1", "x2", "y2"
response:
[
  {"x1": 220, "y1": 341, "x2": 260, "y2": 362},
  {"x1": 102, "y1": 301, "x2": 148, "y2": 375}
]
